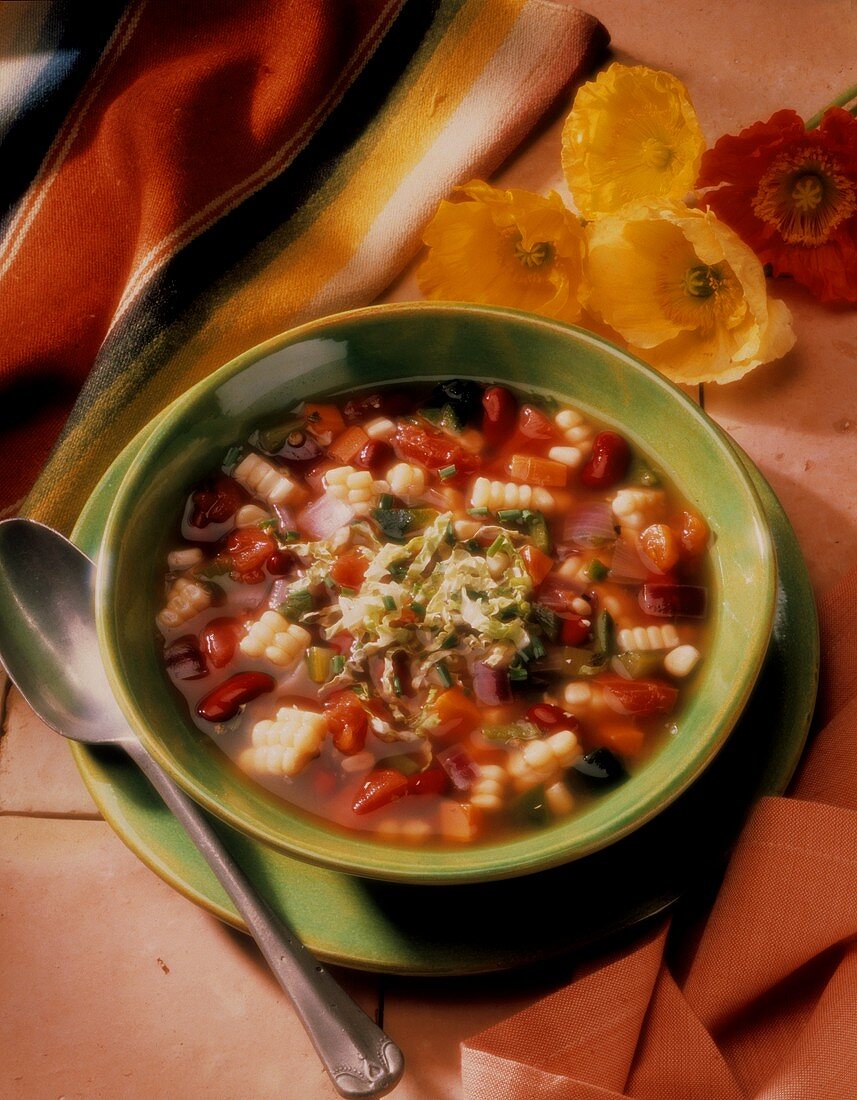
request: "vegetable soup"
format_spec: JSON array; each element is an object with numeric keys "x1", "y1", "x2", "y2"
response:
[{"x1": 157, "y1": 381, "x2": 711, "y2": 846}]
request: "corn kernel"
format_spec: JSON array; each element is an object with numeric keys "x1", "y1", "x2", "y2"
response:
[
  {"x1": 234, "y1": 453, "x2": 300, "y2": 506},
  {"x1": 664, "y1": 644, "x2": 701, "y2": 678}
]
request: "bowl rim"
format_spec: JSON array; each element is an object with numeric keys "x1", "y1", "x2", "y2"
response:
[{"x1": 95, "y1": 301, "x2": 777, "y2": 883}]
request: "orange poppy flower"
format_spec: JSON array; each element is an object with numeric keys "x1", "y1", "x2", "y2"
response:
[{"x1": 697, "y1": 107, "x2": 857, "y2": 303}]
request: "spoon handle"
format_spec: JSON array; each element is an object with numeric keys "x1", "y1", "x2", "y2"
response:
[{"x1": 123, "y1": 738, "x2": 404, "y2": 1099}]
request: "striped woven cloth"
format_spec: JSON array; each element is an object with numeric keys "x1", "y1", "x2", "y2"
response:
[{"x1": 0, "y1": 0, "x2": 606, "y2": 531}]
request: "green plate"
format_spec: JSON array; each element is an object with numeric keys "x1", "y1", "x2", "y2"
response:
[{"x1": 69, "y1": 423, "x2": 817, "y2": 975}]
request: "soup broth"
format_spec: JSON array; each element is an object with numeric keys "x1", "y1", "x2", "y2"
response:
[{"x1": 156, "y1": 381, "x2": 711, "y2": 846}]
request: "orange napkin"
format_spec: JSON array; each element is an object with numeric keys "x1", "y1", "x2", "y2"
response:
[{"x1": 462, "y1": 566, "x2": 857, "y2": 1099}]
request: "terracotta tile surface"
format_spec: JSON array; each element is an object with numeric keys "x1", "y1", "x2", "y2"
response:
[
  {"x1": 0, "y1": 689, "x2": 98, "y2": 817},
  {"x1": 0, "y1": 816, "x2": 379, "y2": 1100}
]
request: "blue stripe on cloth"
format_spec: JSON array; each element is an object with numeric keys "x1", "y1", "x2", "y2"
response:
[{"x1": 0, "y1": 0, "x2": 129, "y2": 226}]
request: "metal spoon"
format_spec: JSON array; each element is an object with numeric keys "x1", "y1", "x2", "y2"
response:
[{"x1": 0, "y1": 518, "x2": 404, "y2": 1099}]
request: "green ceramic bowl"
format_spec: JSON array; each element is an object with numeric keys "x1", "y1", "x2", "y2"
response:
[{"x1": 96, "y1": 303, "x2": 776, "y2": 884}]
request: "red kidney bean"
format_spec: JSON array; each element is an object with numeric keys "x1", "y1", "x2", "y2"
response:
[
  {"x1": 195, "y1": 672, "x2": 275, "y2": 722},
  {"x1": 164, "y1": 635, "x2": 208, "y2": 681},
  {"x1": 266, "y1": 549, "x2": 293, "y2": 575},
  {"x1": 560, "y1": 615, "x2": 590, "y2": 646},
  {"x1": 518, "y1": 404, "x2": 556, "y2": 440},
  {"x1": 639, "y1": 583, "x2": 707, "y2": 619},
  {"x1": 481, "y1": 385, "x2": 518, "y2": 446},
  {"x1": 601, "y1": 677, "x2": 678, "y2": 716},
  {"x1": 580, "y1": 431, "x2": 631, "y2": 489},
  {"x1": 408, "y1": 764, "x2": 450, "y2": 797},
  {"x1": 188, "y1": 476, "x2": 245, "y2": 528},
  {"x1": 199, "y1": 617, "x2": 242, "y2": 669},
  {"x1": 355, "y1": 439, "x2": 394, "y2": 472}
]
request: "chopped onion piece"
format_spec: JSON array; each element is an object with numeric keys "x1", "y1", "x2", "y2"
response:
[
  {"x1": 609, "y1": 536, "x2": 648, "y2": 584},
  {"x1": 436, "y1": 745, "x2": 479, "y2": 792},
  {"x1": 273, "y1": 502, "x2": 297, "y2": 531},
  {"x1": 297, "y1": 496, "x2": 355, "y2": 540},
  {"x1": 472, "y1": 662, "x2": 512, "y2": 704},
  {"x1": 563, "y1": 502, "x2": 616, "y2": 548}
]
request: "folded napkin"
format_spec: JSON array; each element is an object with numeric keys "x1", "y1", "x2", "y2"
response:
[
  {"x1": 0, "y1": 0, "x2": 607, "y2": 529},
  {"x1": 462, "y1": 564, "x2": 857, "y2": 1099}
]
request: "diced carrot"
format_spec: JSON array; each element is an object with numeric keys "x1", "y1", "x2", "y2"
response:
[
  {"x1": 594, "y1": 722, "x2": 645, "y2": 758},
  {"x1": 521, "y1": 543, "x2": 554, "y2": 585},
  {"x1": 304, "y1": 403, "x2": 346, "y2": 439},
  {"x1": 330, "y1": 548, "x2": 369, "y2": 589},
  {"x1": 430, "y1": 687, "x2": 481, "y2": 741},
  {"x1": 508, "y1": 453, "x2": 567, "y2": 488},
  {"x1": 327, "y1": 426, "x2": 370, "y2": 464}
]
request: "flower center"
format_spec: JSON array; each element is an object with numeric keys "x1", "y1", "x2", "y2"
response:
[
  {"x1": 641, "y1": 138, "x2": 673, "y2": 170},
  {"x1": 513, "y1": 239, "x2": 553, "y2": 268},
  {"x1": 683, "y1": 264, "x2": 722, "y2": 299},
  {"x1": 752, "y1": 149, "x2": 857, "y2": 245}
]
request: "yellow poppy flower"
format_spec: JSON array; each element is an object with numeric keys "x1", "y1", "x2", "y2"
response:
[
  {"x1": 418, "y1": 181, "x2": 585, "y2": 321},
  {"x1": 562, "y1": 64, "x2": 706, "y2": 219},
  {"x1": 583, "y1": 201, "x2": 795, "y2": 384}
]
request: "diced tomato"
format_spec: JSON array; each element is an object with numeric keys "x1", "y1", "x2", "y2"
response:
[
  {"x1": 200, "y1": 617, "x2": 242, "y2": 669},
  {"x1": 304, "y1": 403, "x2": 345, "y2": 439},
  {"x1": 508, "y1": 454, "x2": 567, "y2": 488},
  {"x1": 521, "y1": 544, "x2": 554, "y2": 585},
  {"x1": 481, "y1": 385, "x2": 518, "y2": 446},
  {"x1": 594, "y1": 722, "x2": 645, "y2": 757},
  {"x1": 394, "y1": 422, "x2": 480, "y2": 483},
  {"x1": 324, "y1": 690, "x2": 369, "y2": 755},
  {"x1": 601, "y1": 677, "x2": 679, "y2": 717},
  {"x1": 188, "y1": 476, "x2": 245, "y2": 529},
  {"x1": 352, "y1": 769, "x2": 410, "y2": 815},
  {"x1": 518, "y1": 405, "x2": 556, "y2": 441},
  {"x1": 408, "y1": 766, "x2": 448, "y2": 797},
  {"x1": 226, "y1": 527, "x2": 276, "y2": 574},
  {"x1": 330, "y1": 548, "x2": 369, "y2": 589},
  {"x1": 430, "y1": 687, "x2": 481, "y2": 742},
  {"x1": 327, "y1": 426, "x2": 369, "y2": 465},
  {"x1": 526, "y1": 703, "x2": 578, "y2": 733},
  {"x1": 638, "y1": 524, "x2": 680, "y2": 573},
  {"x1": 560, "y1": 615, "x2": 590, "y2": 645}
]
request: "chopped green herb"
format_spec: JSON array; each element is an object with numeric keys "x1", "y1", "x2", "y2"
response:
[
  {"x1": 350, "y1": 683, "x2": 370, "y2": 699},
  {"x1": 283, "y1": 530, "x2": 300, "y2": 542},
  {"x1": 523, "y1": 511, "x2": 552, "y2": 555},
  {"x1": 411, "y1": 601, "x2": 426, "y2": 617},
  {"x1": 497, "y1": 508, "x2": 524, "y2": 522},
  {"x1": 258, "y1": 517, "x2": 278, "y2": 531},
  {"x1": 222, "y1": 445, "x2": 242, "y2": 469},
  {"x1": 508, "y1": 666, "x2": 528, "y2": 681},
  {"x1": 339, "y1": 586, "x2": 357, "y2": 598},
  {"x1": 280, "y1": 588, "x2": 313, "y2": 621},
  {"x1": 382, "y1": 595, "x2": 397, "y2": 612},
  {"x1": 194, "y1": 559, "x2": 231, "y2": 579},
  {"x1": 323, "y1": 574, "x2": 337, "y2": 590},
  {"x1": 436, "y1": 661, "x2": 453, "y2": 688},
  {"x1": 585, "y1": 559, "x2": 608, "y2": 582},
  {"x1": 391, "y1": 674, "x2": 403, "y2": 696},
  {"x1": 445, "y1": 521, "x2": 456, "y2": 545},
  {"x1": 531, "y1": 637, "x2": 546, "y2": 660},
  {"x1": 486, "y1": 535, "x2": 507, "y2": 556},
  {"x1": 468, "y1": 507, "x2": 490, "y2": 518},
  {"x1": 440, "y1": 633, "x2": 459, "y2": 649},
  {"x1": 439, "y1": 464, "x2": 457, "y2": 481},
  {"x1": 330, "y1": 655, "x2": 346, "y2": 676}
]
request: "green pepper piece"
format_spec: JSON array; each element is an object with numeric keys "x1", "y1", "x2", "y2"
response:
[
  {"x1": 530, "y1": 603, "x2": 561, "y2": 641},
  {"x1": 420, "y1": 402, "x2": 466, "y2": 433},
  {"x1": 523, "y1": 510, "x2": 552, "y2": 555},
  {"x1": 371, "y1": 508, "x2": 415, "y2": 542},
  {"x1": 383, "y1": 753, "x2": 423, "y2": 776},
  {"x1": 585, "y1": 559, "x2": 609, "y2": 582},
  {"x1": 595, "y1": 609, "x2": 615, "y2": 655},
  {"x1": 482, "y1": 719, "x2": 541, "y2": 743},
  {"x1": 257, "y1": 420, "x2": 302, "y2": 453}
]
